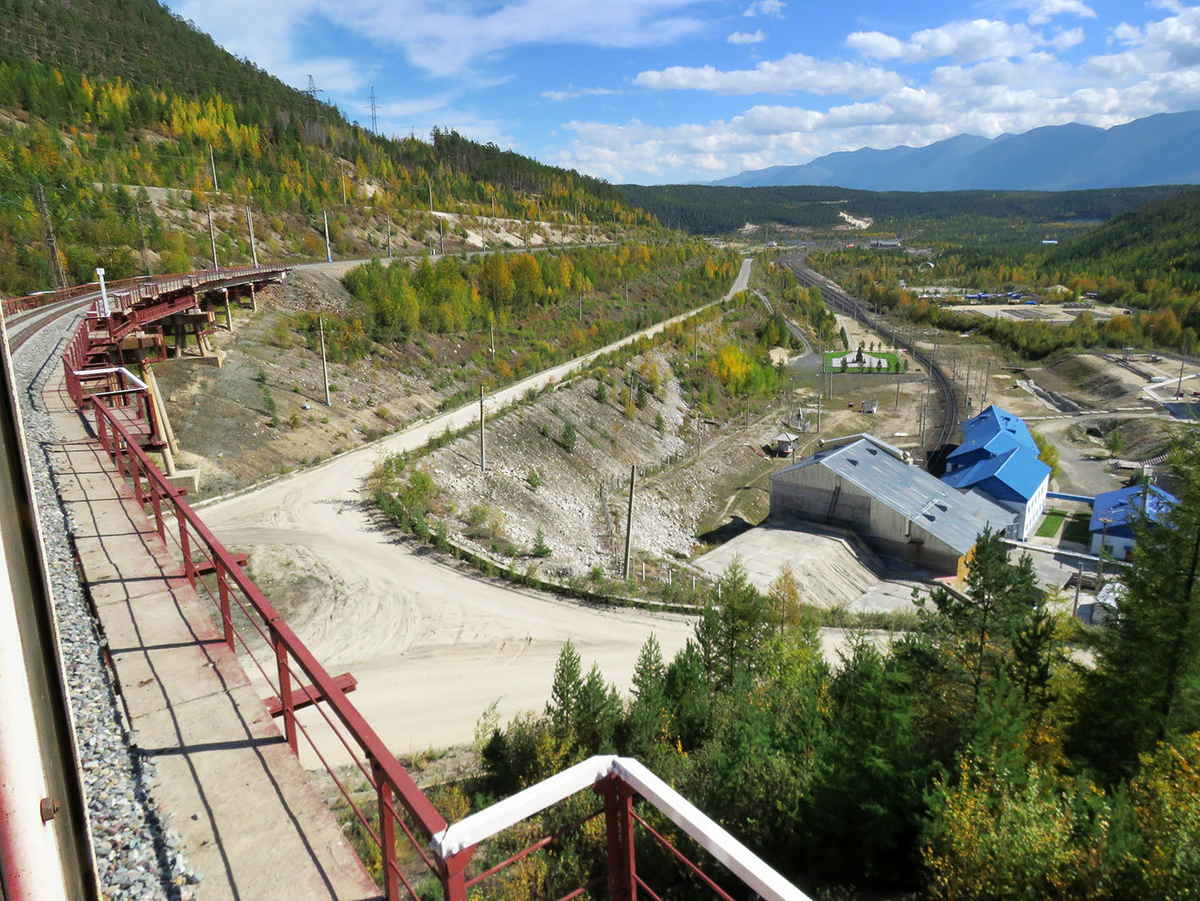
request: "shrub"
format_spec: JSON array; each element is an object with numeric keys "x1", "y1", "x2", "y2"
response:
[{"x1": 561, "y1": 420, "x2": 577, "y2": 453}]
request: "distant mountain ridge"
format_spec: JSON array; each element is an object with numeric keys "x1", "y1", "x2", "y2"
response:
[{"x1": 713, "y1": 112, "x2": 1200, "y2": 191}]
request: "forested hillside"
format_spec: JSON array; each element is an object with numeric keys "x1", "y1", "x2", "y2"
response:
[
  {"x1": 0, "y1": 0, "x2": 654, "y2": 296},
  {"x1": 1049, "y1": 187, "x2": 1200, "y2": 292},
  {"x1": 617, "y1": 182, "x2": 1183, "y2": 240}
]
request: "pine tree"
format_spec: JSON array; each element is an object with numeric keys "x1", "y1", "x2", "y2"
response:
[
  {"x1": 546, "y1": 640, "x2": 582, "y2": 738},
  {"x1": 1073, "y1": 438, "x2": 1200, "y2": 780}
]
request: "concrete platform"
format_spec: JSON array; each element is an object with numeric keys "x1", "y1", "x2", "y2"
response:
[
  {"x1": 43, "y1": 380, "x2": 380, "y2": 901},
  {"x1": 693, "y1": 520, "x2": 926, "y2": 613}
]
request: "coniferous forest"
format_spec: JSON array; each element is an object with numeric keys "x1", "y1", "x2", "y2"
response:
[{"x1": 467, "y1": 441, "x2": 1200, "y2": 898}]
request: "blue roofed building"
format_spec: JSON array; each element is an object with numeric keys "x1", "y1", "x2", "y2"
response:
[
  {"x1": 1090, "y1": 483, "x2": 1177, "y2": 560},
  {"x1": 941, "y1": 405, "x2": 1051, "y2": 540}
]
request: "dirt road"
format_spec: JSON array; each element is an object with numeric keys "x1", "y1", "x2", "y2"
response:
[{"x1": 201, "y1": 259, "x2": 752, "y2": 762}]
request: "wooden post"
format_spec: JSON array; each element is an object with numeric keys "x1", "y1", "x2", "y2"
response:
[
  {"x1": 319, "y1": 315, "x2": 331, "y2": 406},
  {"x1": 246, "y1": 206, "x2": 258, "y2": 267},
  {"x1": 623, "y1": 464, "x2": 635, "y2": 581}
]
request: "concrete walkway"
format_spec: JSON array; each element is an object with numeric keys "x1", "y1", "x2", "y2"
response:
[{"x1": 43, "y1": 376, "x2": 379, "y2": 901}]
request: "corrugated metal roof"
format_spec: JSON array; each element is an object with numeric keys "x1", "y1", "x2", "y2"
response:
[
  {"x1": 1090, "y1": 484, "x2": 1178, "y2": 534},
  {"x1": 775, "y1": 437, "x2": 1015, "y2": 554}
]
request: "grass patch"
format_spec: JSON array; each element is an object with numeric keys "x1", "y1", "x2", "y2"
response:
[
  {"x1": 1062, "y1": 512, "x2": 1092, "y2": 545},
  {"x1": 1036, "y1": 509, "x2": 1068, "y2": 538}
]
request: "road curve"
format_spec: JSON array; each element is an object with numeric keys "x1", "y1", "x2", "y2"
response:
[{"x1": 200, "y1": 258, "x2": 752, "y2": 762}]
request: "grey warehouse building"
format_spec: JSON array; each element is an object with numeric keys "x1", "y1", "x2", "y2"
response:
[{"x1": 769, "y1": 435, "x2": 1016, "y2": 575}]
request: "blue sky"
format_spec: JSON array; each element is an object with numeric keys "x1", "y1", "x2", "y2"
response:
[{"x1": 166, "y1": 0, "x2": 1200, "y2": 184}]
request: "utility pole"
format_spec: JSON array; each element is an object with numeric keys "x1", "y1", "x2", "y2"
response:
[
  {"x1": 209, "y1": 144, "x2": 219, "y2": 194},
  {"x1": 428, "y1": 180, "x2": 433, "y2": 213},
  {"x1": 323, "y1": 210, "x2": 332, "y2": 263},
  {"x1": 479, "y1": 386, "x2": 486, "y2": 472},
  {"x1": 1178, "y1": 355, "x2": 1187, "y2": 399},
  {"x1": 894, "y1": 367, "x2": 901, "y2": 411},
  {"x1": 982, "y1": 361, "x2": 991, "y2": 405},
  {"x1": 319, "y1": 315, "x2": 331, "y2": 406},
  {"x1": 489, "y1": 322, "x2": 495, "y2": 359},
  {"x1": 246, "y1": 206, "x2": 258, "y2": 267},
  {"x1": 622, "y1": 464, "x2": 635, "y2": 581},
  {"x1": 438, "y1": 218, "x2": 445, "y2": 256},
  {"x1": 207, "y1": 206, "x2": 219, "y2": 271},
  {"x1": 578, "y1": 289, "x2": 582, "y2": 323},
  {"x1": 817, "y1": 394, "x2": 822, "y2": 434},
  {"x1": 369, "y1": 86, "x2": 379, "y2": 134},
  {"x1": 386, "y1": 214, "x2": 392, "y2": 258},
  {"x1": 134, "y1": 202, "x2": 151, "y2": 276},
  {"x1": 33, "y1": 183, "x2": 66, "y2": 290},
  {"x1": 341, "y1": 172, "x2": 347, "y2": 205}
]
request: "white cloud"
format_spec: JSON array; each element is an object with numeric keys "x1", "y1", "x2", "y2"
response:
[
  {"x1": 1026, "y1": 0, "x2": 1097, "y2": 26},
  {"x1": 743, "y1": 0, "x2": 785, "y2": 18},
  {"x1": 540, "y1": 86, "x2": 623, "y2": 101},
  {"x1": 847, "y1": 19, "x2": 1046, "y2": 63},
  {"x1": 727, "y1": 30, "x2": 765, "y2": 44},
  {"x1": 174, "y1": 0, "x2": 711, "y2": 81},
  {"x1": 634, "y1": 53, "x2": 904, "y2": 97}
]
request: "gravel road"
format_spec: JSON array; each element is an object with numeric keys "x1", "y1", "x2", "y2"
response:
[{"x1": 199, "y1": 259, "x2": 753, "y2": 761}]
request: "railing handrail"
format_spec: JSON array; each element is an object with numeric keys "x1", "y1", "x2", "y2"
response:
[
  {"x1": 431, "y1": 755, "x2": 813, "y2": 901},
  {"x1": 89, "y1": 398, "x2": 448, "y2": 842},
  {"x1": 3, "y1": 265, "x2": 287, "y2": 317}
]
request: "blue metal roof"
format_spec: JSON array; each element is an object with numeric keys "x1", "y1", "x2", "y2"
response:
[
  {"x1": 1090, "y1": 484, "x2": 1178, "y2": 536},
  {"x1": 941, "y1": 446, "x2": 1051, "y2": 502},
  {"x1": 947, "y1": 405, "x2": 1038, "y2": 466}
]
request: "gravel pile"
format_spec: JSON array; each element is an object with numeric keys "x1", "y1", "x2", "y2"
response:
[{"x1": 13, "y1": 316, "x2": 199, "y2": 900}]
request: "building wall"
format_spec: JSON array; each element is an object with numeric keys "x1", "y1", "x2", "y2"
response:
[
  {"x1": 770, "y1": 467, "x2": 965, "y2": 572},
  {"x1": 1091, "y1": 532, "x2": 1135, "y2": 560}
]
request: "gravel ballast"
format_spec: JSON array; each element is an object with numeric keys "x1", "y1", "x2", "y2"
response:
[{"x1": 12, "y1": 314, "x2": 198, "y2": 900}]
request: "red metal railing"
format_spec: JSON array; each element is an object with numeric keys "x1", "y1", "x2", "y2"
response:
[
  {"x1": 91, "y1": 395, "x2": 451, "y2": 899},
  {"x1": 2, "y1": 266, "x2": 286, "y2": 318}
]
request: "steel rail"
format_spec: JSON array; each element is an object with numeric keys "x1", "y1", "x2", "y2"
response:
[{"x1": 780, "y1": 255, "x2": 960, "y2": 456}]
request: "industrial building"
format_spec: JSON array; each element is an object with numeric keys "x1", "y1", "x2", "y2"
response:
[
  {"x1": 1090, "y1": 483, "x2": 1177, "y2": 559},
  {"x1": 941, "y1": 405, "x2": 1050, "y2": 540},
  {"x1": 769, "y1": 435, "x2": 1016, "y2": 574}
]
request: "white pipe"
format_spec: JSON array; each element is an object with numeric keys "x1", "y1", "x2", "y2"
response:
[{"x1": 95, "y1": 267, "x2": 109, "y2": 318}]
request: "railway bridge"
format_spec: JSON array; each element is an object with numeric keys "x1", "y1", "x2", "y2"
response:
[{"x1": 0, "y1": 267, "x2": 810, "y2": 901}]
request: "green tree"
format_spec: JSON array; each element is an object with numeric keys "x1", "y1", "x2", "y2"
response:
[
  {"x1": 1073, "y1": 439, "x2": 1200, "y2": 780},
  {"x1": 696, "y1": 558, "x2": 772, "y2": 689},
  {"x1": 546, "y1": 641, "x2": 582, "y2": 738}
]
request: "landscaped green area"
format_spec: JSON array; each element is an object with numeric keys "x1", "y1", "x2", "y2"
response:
[
  {"x1": 1062, "y1": 511, "x2": 1093, "y2": 544},
  {"x1": 1036, "y1": 509, "x2": 1068, "y2": 538},
  {"x1": 824, "y1": 350, "x2": 902, "y2": 371}
]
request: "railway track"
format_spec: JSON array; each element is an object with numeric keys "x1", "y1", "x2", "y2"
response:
[
  {"x1": 779, "y1": 255, "x2": 960, "y2": 458},
  {"x1": 3, "y1": 293, "x2": 96, "y2": 352}
]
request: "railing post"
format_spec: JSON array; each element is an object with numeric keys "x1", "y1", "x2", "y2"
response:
[
  {"x1": 149, "y1": 481, "x2": 165, "y2": 542},
  {"x1": 600, "y1": 775, "x2": 636, "y2": 901},
  {"x1": 179, "y1": 515, "x2": 195, "y2": 587},
  {"x1": 274, "y1": 625, "x2": 296, "y2": 752},
  {"x1": 217, "y1": 564, "x2": 234, "y2": 651},
  {"x1": 132, "y1": 455, "x2": 145, "y2": 506},
  {"x1": 441, "y1": 847, "x2": 474, "y2": 901},
  {"x1": 373, "y1": 762, "x2": 400, "y2": 901}
]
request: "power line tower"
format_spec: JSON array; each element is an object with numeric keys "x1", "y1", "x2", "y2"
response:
[
  {"x1": 306, "y1": 75, "x2": 326, "y2": 122},
  {"x1": 33, "y1": 183, "x2": 67, "y2": 290},
  {"x1": 369, "y1": 86, "x2": 379, "y2": 134}
]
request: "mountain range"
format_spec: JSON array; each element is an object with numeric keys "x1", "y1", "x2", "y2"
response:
[{"x1": 712, "y1": 112, "x2": 1200, "y2": 191}]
